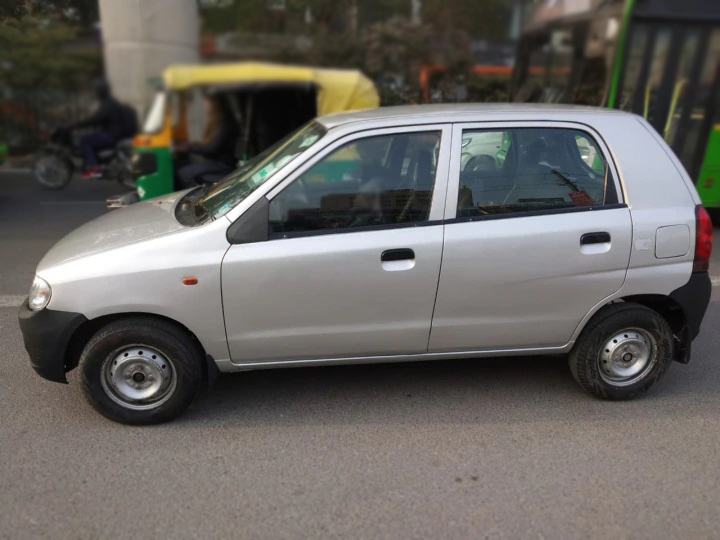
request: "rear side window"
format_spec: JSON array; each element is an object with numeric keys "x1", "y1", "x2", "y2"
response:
[{"x1": 457, "y1": 128, "x2": 616, "y2": 217}]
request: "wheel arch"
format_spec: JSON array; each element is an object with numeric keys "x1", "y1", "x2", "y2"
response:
[
  {"x1": 581, "y1": 294, "x2": 687, "y2": 363},
  {"x1": 64, "y1": 312, "x2": 211, "y2": 379}
]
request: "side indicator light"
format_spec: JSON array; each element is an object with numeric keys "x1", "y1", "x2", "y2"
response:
[{"x1": 182, "y1": 277, "x2": 198, "y2": 286}]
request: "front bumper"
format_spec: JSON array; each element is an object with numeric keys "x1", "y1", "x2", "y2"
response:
[{"x1": 18, "y1": 300, "x2": 87, "y2": 383}]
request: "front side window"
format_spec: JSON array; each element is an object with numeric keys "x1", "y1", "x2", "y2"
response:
[
  {"x1": 269, "y1": 131, "x2": 442, "y2": 236},
  {"x1": 456, "y1": 128, "x2": 612, "y2": 217}
]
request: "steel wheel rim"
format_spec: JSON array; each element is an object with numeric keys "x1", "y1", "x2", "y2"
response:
[
  {"x1": 598, "y1": 328, "x2": 657, "y2": 387},
  {"x1": 35, "y1": 156, "x2": 69, "y2": 187},
  {"x1": 101, "y1": 346, "x2": 176, "y2": 411}
]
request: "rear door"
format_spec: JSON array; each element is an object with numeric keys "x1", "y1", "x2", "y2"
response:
[{"x1": 429, "y1": 122, "x2": 632, "y2": 353}]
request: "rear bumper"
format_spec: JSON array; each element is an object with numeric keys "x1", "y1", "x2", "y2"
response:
[
  {"x1": 670, "y1": 271, "x2": 711, "y2": 341},
  {"x1": 669, "y1": 271, "x2": 711, "y2": 363},
  {"x1": 18, "y1": 300, "x2": 87, "y2": 383}
]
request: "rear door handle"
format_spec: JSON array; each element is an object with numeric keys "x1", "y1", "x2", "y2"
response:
[
  {"x1": 581, "y1": 232, "x2": 611, "y2": 245},
  {"x1": 381, "y1": 248, "x2": 415, "y2": 262}
]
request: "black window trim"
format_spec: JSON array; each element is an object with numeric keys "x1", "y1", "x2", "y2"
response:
[
  {"x1": 267, "y1": 218, "x2": 445, "y2": 241},
  {"x1": 264, "y1": 202, "x2": 629, "y2": 242},
  {"x1": 445, "y1": 202, "x2": 629, "y2": 226},
  {"x1": 230, "y1": 199, "x2": 630, "y2": 244},
  {"x1": 227, "y1": 122, "x2": 627, "y2": 243}
]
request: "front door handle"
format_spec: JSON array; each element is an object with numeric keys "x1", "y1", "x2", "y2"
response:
[
  {"x1": 581, "y1": 232, "x2": 611, "y2": 245},
  {"x1": 381, "y1": 248, "x2": 415, "y2": 262}
]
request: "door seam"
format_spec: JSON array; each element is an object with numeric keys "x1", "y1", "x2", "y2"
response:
[
  {"x1": 426, "y1": 223, "x2": 446, "y2": 352},
  {"x1": 426, "y1": 124, "x2": 456, "y2": 352},
  {"x1": 218, "y1": 241, "x2": 234, "y2": 362}
]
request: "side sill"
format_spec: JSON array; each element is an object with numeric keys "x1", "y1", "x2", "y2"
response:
[{"x1": 214, "y1": 344, "x2": 573, "y2": 373}]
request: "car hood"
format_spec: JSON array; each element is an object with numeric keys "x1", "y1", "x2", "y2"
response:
[{"x1": 38, "y1": 191, "x2": 189, "y2": 271}]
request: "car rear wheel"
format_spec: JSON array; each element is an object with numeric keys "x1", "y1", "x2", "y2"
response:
[
  {"x1": 79, "y1": 317, "x2": 203, "y2": 424},
  {"x1": 569, "y1": 303, "x2": 673, "y2": 400}
]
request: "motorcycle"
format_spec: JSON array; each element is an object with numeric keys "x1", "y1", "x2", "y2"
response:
[{"x1": 32, "y1": 128, "x2": 135, "y2": 190}]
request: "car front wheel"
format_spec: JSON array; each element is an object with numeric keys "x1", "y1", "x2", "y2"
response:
[
  {"x1": 79, "y1": 317, "x2": 203, "y2": 424},
  {"x1": 569, "y1": 302, "x2": 673, "y2": 400}
]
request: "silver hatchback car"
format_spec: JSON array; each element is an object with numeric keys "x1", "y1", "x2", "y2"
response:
[{"x1": 19, "y1": 104, "x2": 713, "y2": 424}]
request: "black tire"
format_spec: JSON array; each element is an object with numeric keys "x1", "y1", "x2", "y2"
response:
[
  {"x1": 569, "y1": 302, "x2": 673, "y2": 400},
  {"x1": 32, "y1": 151, "x2": 73, "y2": 190},
  {"x1": 79, "y1": 317, "x2": 203, "y2": 425}
]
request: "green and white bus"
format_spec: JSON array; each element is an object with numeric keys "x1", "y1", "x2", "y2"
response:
[{"x1": 511, "y1": 0, "x2": 720, "y2": 208}]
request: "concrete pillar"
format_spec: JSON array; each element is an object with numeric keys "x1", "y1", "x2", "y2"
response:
[{"x1": 98, "y1": 0, "x2": 200, "y2": 116}]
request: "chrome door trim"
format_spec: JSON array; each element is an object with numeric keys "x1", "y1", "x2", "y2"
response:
[
  {"x1": 264, "y1": 123, "x2": 454, "y2": 222},
  {"x1": 443, "y1": 120, "x2": 626, "y2": 220},
  {"x1": 214, "y1": 343, "x2": 572, "y2": 372}
]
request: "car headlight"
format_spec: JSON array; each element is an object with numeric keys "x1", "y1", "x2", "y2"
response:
[{"x1": 28, "y1": 276, "x2": 51, "y2": 311}]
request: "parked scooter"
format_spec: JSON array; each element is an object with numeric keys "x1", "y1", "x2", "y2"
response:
[{"x1": 32, "y1": 128, "x2": 135, "y2": 190}]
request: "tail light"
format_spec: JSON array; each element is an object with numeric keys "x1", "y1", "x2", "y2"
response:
[{"x1": 693, "y1": 204, "x2": 713, "y2": 273}]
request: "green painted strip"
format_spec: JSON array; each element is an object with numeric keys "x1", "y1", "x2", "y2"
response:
[
  {"x1": 695, "y1": 126, "x2": 720, "y2": 207},
  {"x1": 135, "y1": 147, "x2": 174, "y2": 200},
  {"x1": 607, "y1": 0, "x2": 637, "y2": 109}
]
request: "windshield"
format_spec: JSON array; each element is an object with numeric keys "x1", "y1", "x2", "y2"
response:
[
  {"x1": 143, "y1": 91, "x2": 167, "y2": 133},
  {"x1": 199, "y1": 121, "x2": 327, "y2": 219}
]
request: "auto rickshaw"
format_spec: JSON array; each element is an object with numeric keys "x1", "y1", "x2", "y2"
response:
[{"x1": 108, "y1": 62, "x2": 379, "y2": 207}]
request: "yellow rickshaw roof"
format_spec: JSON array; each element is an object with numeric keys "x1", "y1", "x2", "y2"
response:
[{"x1": 162, "y1": 62, "x2": 379, "y2": 115}]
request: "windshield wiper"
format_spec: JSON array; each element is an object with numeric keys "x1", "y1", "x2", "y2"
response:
[
  {"x1": 550, "y1": 169, "x2": 579, "y2": 192},
  {"x1": 193, "y1": 186, "x2": 214, "y2": 222}
]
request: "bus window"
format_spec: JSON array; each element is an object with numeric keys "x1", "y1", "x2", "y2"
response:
[
  {"x1": 618, "y1": 25, "x2": 649, "y2": 111},
  {"x1": 644, "y1": 29, "x2": 672, "y2": 125},
  {"x1": 664, "y1": 30, "x2": 701, "y2": 144},
  {"x1": 676, "y1": 29, "x2": 720, "y2": 176},
  {"x1": 680, "y1": 30, "x2": 720, "y2": 177}
]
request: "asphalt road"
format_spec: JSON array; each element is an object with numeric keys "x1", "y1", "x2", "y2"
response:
[{"x1": 2, "y1": 171, "x2": 720, "y2": 539}]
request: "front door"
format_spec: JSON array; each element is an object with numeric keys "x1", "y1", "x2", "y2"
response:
[
  {"x1": 222, "y1": 126, "x2": 451, "y2": 363},
  {"x1": 429, "y1": 123, "x2": 632, "y2": 353}
]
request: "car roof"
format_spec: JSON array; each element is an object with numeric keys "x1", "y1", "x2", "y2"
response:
[{"x1": 316, "y1": 103, "x2": 629, "y2": 130}]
